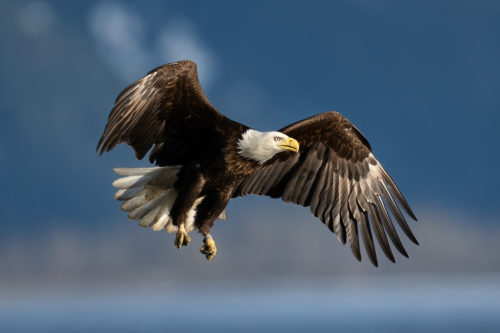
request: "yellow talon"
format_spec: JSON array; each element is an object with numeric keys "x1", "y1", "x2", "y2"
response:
[
  {"x1": 175, "y1": 225, "x2": 191, "y2": 248},
  {"x1": 200, "y1": 237, "x2": 217, "y2": 260}
]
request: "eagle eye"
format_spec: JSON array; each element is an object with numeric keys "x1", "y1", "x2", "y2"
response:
[{"x1": 274, "y1": 136, "x2": 282, "y2": 142}]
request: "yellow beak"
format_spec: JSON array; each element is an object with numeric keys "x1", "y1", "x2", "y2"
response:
[{"x1": 278, "y1": 137, "x2": 299, "y2": 153}]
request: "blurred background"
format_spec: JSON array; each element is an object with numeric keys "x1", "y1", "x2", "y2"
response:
[{"x1": 1, "y1": 0, "x2": 500, "y2": 331}]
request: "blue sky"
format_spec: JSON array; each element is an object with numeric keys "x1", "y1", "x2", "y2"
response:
[{"x1": 1, "y1": 0, "x2": 499, "y2": 276}]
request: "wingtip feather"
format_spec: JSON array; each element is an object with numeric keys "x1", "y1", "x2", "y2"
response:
[{"x1": 352, "y1": 246, "x2": 361, "y2": 262}]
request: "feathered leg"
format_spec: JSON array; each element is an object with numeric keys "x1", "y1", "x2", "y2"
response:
[
  {"x1": 195, "y1": 192, "x2": 230, "y2": 260},
  {"x1": 170, "y1": 165, "x2": 206, "y2": 248}
]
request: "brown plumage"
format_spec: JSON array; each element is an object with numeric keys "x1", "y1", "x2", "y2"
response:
[
  {"x1": 234, "y1": 112, "x2": 418, "y2": 266},
  {"x1": 97, "y1": 60, "x2": 418, "y2": 266}
]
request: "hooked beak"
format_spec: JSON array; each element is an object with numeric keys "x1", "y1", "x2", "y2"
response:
[{"x1": 278, "y1": 137, "x2": 299, "y2": 153}]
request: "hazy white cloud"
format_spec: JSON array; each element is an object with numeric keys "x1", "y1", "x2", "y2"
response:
[
  {"x1": 157, "y1": 19, "x2": 215, "y2": 88},
  {"x1": 1, "y1": 205, "x2": 499, "y2": 288},
  {"x1": 88, "y1": 3, "x2": 215, "y2": 86},
  {"x1": 88, "y1": 2, "x2": 152, "y2": 82},
  {"x1": 18, "y1": 1, "x2": 54, "y2": 35}
]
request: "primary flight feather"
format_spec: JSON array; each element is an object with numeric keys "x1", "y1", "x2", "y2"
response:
[{"x1": 97, "y1": 60, "x2": 417, "y2": 266}]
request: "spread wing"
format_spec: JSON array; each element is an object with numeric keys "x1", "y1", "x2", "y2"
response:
[
  {"x1": 97, "y1": 60, "x2": 222, "y2": 164},
  {"x1": 233, "y1": 111, "x2": 418, "y2": 266}
]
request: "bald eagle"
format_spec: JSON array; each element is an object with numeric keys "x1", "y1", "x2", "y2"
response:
[{"x1": 97, "y1": 60, "x2": 417, "y2": 266}]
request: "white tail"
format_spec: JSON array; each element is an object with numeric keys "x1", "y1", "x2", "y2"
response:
[
  {"x1": 112, "y1": 166, "x2": 227, "y2": 233},
  {"x1": 113, "y1": 166, "x2": 189, "y2": 233}
]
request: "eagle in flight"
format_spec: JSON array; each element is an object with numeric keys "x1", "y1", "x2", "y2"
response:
[{"x1": 97, "y1": 60, "x2": 417, "y2": 266}]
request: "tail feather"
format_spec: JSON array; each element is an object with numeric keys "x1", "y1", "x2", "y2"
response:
[
  {"x1": 151, "y1": 213, "x2": 171, "y2": 231},
  {"x1": 120, "y1": 190, "x2": 148, "y2": 212},
  {"x1": 115, "y1": 187, "x2": 143, "y2": 200},
  {"x1": 139, "y1": 203, "x2": 163, "y2": 228},
  {"x1": 112, "y1": 175, "x2": 148, "y2": 190},
  {"x1": 128, "y1": 196, "x2": 162, "y2": 220},
  {"x1": 114, "y1": 167, "x2": 165, "y2": 176},
  {"x1": 111, "y1": 166, "x2": 201, "y2": 234}
]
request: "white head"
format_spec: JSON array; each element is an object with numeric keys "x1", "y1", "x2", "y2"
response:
[{"x1": 237, "y1": 129, "x2": 300, "y2": 164}]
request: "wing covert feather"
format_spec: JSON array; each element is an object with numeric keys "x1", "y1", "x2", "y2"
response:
[{"x1": 97, "y1": 60, "x2": 221, "y2": 162}]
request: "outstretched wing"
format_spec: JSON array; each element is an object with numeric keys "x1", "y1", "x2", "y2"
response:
[
  {"x1": 233, "y1": 111, "x2": 418, "y2": 266},
  {"x1": 97, "y1": 60, "x2": 222, "y2": 164}
]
